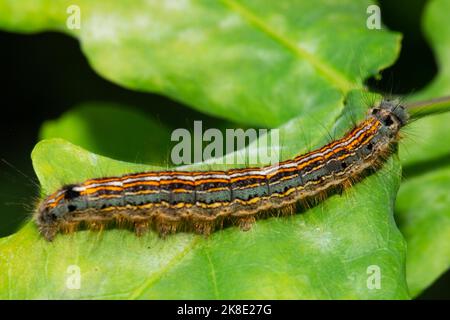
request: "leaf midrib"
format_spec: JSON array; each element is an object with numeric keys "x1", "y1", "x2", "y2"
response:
[{"x1": 220, "y1": 0, "x2": 357, "y2": 93}]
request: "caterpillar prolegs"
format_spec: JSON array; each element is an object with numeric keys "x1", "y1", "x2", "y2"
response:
[{"x1": 35, "y1": 100, "x2": 409, "y2": 241}]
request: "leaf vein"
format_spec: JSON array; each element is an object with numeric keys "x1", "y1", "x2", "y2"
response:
[{"x1": 220, "y1": 0, "x2": 357, "y2": 92}]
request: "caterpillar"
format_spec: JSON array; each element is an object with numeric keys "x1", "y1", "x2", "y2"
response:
[{"x1": 35, "y1": 99, "x2": 409, "y2": 241}]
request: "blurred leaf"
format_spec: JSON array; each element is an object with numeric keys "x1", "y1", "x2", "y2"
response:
[
  {"x1": 395, "y1": 0, "x2": 450, "y2": 297},
  {"x1": 0, "y1": 92, "x2": 409, "y2": 299},
  {"x1": 0, "y1": 0, "x2": 400, "y2": 126},
  {"x1": 396, "y1": 166, "x2": 450, "y2": 297},
  {"x1": 40, "y1": 102, "x2": 173, "y2": 165},
  {"x1": 399, "y1": 0, "x2": 450, "y2": 167}
]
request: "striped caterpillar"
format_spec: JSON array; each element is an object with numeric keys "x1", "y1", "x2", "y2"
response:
[{"x1": 35, "y1": 99, "x2": 409, "y2": 241}]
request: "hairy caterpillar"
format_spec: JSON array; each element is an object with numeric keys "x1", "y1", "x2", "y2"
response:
[{"x1": 35, "y1": 99, "x2": 409, "y2": 241}]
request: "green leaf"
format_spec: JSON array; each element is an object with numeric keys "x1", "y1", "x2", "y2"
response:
[
  {"x1": 396, "y1": 166, "x2": 450, "y2": 297},
  {"x1": 395, "y1": 0, "x2": 450, "y2": 296},
  {"x1": 39, "y1": 102, "x2": 174, "y2": 165},
  {"x1": 0, "y1": 93, "x2": 409, "y2": 299},
  {"x1": 32, "y1": 139, "x2": 157, "y2": 197},
  {"x1": 0, "y1": 0, "x2": 400, "y2": 126},
  {"x1": 399, "y1": 0, "x2": 450, "y2": 167},
  {"x1": 0, "y1": 0, "x2": 410, "y2": 299}
]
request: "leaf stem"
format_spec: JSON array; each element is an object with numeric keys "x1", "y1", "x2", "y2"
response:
[{"x1": 406, "y1": 95, "x2": 450, "y2": 119}]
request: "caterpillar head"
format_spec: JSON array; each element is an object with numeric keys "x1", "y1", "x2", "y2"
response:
[
  {"x1": 370, "y1": 99, "x2": 409, "y2": 137},
  {"x1": 36, "y1": 185, "x2": 80, "y2": 225}
]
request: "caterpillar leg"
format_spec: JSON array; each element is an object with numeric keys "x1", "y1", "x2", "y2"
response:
[
  {"x1": 237, "y1": 216, "x2": 256, "y2": 232},
  {"x1": 60, "y1": 222, "x2": 79, "y2": 234},
  {"x1": 193, "y1": 220, "x2": 214, "y2": 236},
  {"x1": 134, "y1": 220, "x2": 150, "y2": 237},
  {"x1": 39, "y1": 224, "x2": 58, "y2": 242},
  {"x1": 87, "y1": 220, "x2": 105, "y2": 232},
  {"x1": 155, "y1": 219, "x2": 179, "y2": 238}
]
